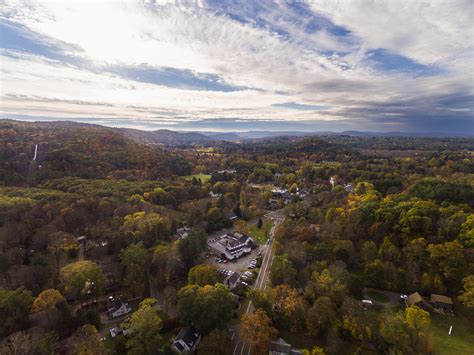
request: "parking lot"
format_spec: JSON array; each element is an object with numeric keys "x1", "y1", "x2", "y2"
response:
[{"x1": 208, "y1": 243, "x2": 266, "y2": 275}]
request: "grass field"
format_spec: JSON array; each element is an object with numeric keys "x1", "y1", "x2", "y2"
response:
[
  {"x1": 432, "y1": 307, "x2": 474, "y2": 355},
  {"x1": 184, "y1": 173, "x2": 212, "y2": 183},
  {"x1": 250, "y1": 220, "x2": 272, "y2": 244}
]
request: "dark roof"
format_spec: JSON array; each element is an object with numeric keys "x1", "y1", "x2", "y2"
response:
[
  {"x1": 175, "y1": 326, "x2": 200, "y2": 347},
  {"x1": 431, "y1": 294, "x2": 453, "y2": 304},
  {"x1": 107, "y1": 300, "x2": 128, "y2": 313},
  {"x1": 227, "y1": 272, "x2": 240, "y2": 285}
]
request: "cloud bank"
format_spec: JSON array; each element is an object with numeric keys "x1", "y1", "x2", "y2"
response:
[{"x1": 1, "y1": 0, "x2": 473, "y2": 132}]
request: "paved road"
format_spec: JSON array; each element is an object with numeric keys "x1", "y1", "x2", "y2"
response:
[{"x1": 232, "y1": 209, "x2": 285, "y2": 355}]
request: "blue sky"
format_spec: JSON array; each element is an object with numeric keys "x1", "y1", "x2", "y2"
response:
[{"x1": 0, "y1": 0, "x2": 473, "y2": 133}]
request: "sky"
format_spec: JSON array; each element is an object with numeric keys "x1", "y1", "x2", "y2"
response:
[{"x1": 0, "y1": 0, "x2": 473, "y2": 133}]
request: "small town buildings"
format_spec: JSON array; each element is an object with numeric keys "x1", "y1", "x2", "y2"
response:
[
  {"x1": 174, "y1": 226, "x2": 191, "y2": 240},
  {"x1": 431, "y1": 294, "x2": 454, "y2": 312},
  {"x1": 272, "y1": 187, "x2": 289, "y2": 197},
  {"x1": 226, "y1": 272, "x2": 241, "y2": 289},
  {"x1": 406, "y1": 292, "x2": 431, "y2": 311},
  {"x1": 171, "y1": 326, "x2": 201, "y2": 353},
  {"x1": 209, "y1": 232, "x2": 253, "y2": 260},
  {"x1": 269, "y1": 338, "x2": 302, "y2": 355},
  {"x1": 107, "y1": 300, "x2": 132, "y2": 319}
]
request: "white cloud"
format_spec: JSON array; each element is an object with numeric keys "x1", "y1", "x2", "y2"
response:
[{"x1": 0, "y1": 0, "x2": 472, "y2": 131}]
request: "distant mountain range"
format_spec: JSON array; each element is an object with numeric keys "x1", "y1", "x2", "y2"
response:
[{"x1": 2, "y1": 119, "x2": 472, "y2": 147}]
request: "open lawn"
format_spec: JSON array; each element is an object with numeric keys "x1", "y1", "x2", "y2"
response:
[
  {"x1": 432, "y1": 307, "x2": 474, "y2": 355},
  {"x1": 250, "y1": 220, "x2": 272, "y2": 244},
  {"x1": 184, "y1": 173, "x2": 212, "y2": 183}
]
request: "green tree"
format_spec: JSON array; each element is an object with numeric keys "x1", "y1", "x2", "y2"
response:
[
  {"x1": 125, "y1": 298, "x2": 162, "y2": 355},
  {"x1": 427, "y1": 241, "x2": 465, "y2": 282},
  {"x1": 59, "y1": 260, "x2": 105, "y2": 300},
  {"x1": 120, "y1": 242, "x2": 150, "y2": 296},
  {"x1": 177, "y1": 284, "x2": 233, "y2": 333},
  {"x1": 0, "y1": 287, "x2": 34, "y2": 337},
  {"x1": 458, "y1": 214, "x2": 474, "y2": 247},
  {"x1": 305, "y1": 269, "x2": 347, "y2": 306},
  {"x1": 379, "y1": 311, "x2": 411, "y2": 354},
  {"x1": 458, "y1": 275, "x2": 474, "y2": 308},
  {"x1": 31, "y1": 288, "x2": 66, "y2": 328},
  {"x1": 270, "y1": 254, "x2": 296, "y2": 286},
  {"x1": 306, "y1": 296, "x2": 336, "y2": 336},
  {"x1": 405, "y1": 306, "x2": 433, "y2": 353},
  {"x1": 188, "y1": 264, "x2": 219, "y2": 286},
  {"x1": 198, "y1": 329, "x2": 233, "y2": 355},
  {"x1": 123, "y1": 212, "x2": 172, "y2": 246},
  {"x1": 177, "y1": 230, "x2": 207, "y2": 271},
  {"x1": 68, "y1": 324, "x2": 105, "y2": 355}
]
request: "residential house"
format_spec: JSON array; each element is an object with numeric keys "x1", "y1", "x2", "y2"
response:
[
  {"x1": 269, "y1": 338, "x2": 302, "y2": 355},
  {"x1": 107, "y1": 300, "x2": 132, "y2": 319},
  {"x1": 171, "y1": 326, "x2": 201, "y2": 353},
  {"x1": 174, "y1": 226, "x2": 191, "y2": 240},
  {"x1": 406, "y1": 292, "x2": 431, "y2": 311},
  {"x1": 431, "y1": 294, "x2": 454, "y2": 312},
  {"x1": 226, "y1": 272, "x2": 241, "y2": 289}
]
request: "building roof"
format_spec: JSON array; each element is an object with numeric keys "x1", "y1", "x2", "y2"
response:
[
  {"x1": 175, "y1": 326, "x2": 200, "y2": 348},
  {"x1": 431, "y1": 294, "x2": 453, "y2": 304},
  {"x1": 227, "y1": 272, "x2": 240, "y2": 285},
  {"x1": 407, "y1": 292, "x2": 424, "y2": 306},
  {"x1": 107, "y1": 300, "x2": 129, "y2": 314}
]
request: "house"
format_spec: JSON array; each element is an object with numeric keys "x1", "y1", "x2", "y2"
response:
[
  {"x1": 226, "y1": 272, "x2": 240, "y2": 289},
  {"x1": 269, "y1": 338, "x2": 302, "y2": 355},
  {"x1": 174, "y1": 226, "x2": 191, "y2": 240},
  {"x1": 107, "y1": 300, "x2": 132, "y2": 319},
  {"x1": 272, "y1": 188, "x2": 289, "y2": 198},
  {"x1": 406, "y1": 292, "x2": 431, "y2": 311},
  {"x1": 171, "y1": 326, "x2": 201, "y2": 353},
  {"x1": 209, "y1": 232, "x2": 253, "y2": 260},
  {"x1": 431, "y1": 294, "x2": 454, "y2": 312}
]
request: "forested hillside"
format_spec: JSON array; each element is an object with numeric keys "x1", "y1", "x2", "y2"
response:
[
  {"x1": 0, "y1": 120, "x2": 191, "y2": 185},
  {"x1": 0, "y1": 120, "x2": 473, "y2": 354}
]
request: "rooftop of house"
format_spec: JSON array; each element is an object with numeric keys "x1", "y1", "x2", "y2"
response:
[
  {"x1": 174, "y1": 326, "x2": 200, "y2": 347},
  {"x1": 227, "y1": 272, "x2": 240, "y2": 285},
  {"x1": 407, "y1": 292, "x2": 424, "y2": 306},
  {"x1": 431, "y1": 294, "x2": 453, "y2": 304},
  {"x1": 107, "y1": 300, "x2": 129, "y2": 313}
]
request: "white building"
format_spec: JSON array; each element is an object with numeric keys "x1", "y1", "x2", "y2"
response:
[
  {"x1": 107, "y1": 300, "x2": 132, "y2": 319},
  {"x1": 172, "y1": 326, "x2": 201, "y2": 353}
]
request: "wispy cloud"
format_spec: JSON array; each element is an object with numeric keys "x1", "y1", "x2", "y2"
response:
[{"x1": 0, "y1": 0, "x2": 472, "y2": 132}]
